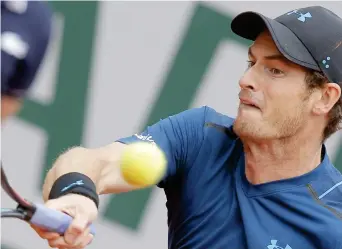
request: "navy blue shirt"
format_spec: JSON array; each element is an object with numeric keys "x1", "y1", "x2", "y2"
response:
[
  {"x1": 1, "y1": 1, "x2": 52, "y2": 97},
  {"x1": 118, "y1": 106, "x2": 342, "y2": 249}
]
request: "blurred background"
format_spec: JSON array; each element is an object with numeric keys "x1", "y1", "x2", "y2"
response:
[{"x1": 1, "y1": 1, "x2": 342, "y2": 249}]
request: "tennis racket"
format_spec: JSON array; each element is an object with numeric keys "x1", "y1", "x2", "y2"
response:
[{"x1": 1, "y1": 163, "x2": 95, "y2": 235}]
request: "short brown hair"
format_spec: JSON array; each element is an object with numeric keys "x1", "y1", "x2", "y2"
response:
[{"x1": 305, "y1": 71, "x2": 342, "y2": 140}]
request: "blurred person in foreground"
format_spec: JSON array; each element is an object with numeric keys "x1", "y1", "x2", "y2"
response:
[
  {"x1": 1, "y1": 1, "x2": 52, "y2": 120},
  {"x1": 33, "y1": 6, "x2": 342, "y2": 249}
]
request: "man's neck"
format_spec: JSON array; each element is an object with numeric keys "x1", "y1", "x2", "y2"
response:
[{"x1": 242, "y1": 135, "x2": 323, "y2": 185}]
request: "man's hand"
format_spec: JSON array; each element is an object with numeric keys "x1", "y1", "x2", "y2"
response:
[
  {"x1": 34, "y1": 142, "x2": 143, "y2": 248},
  {"x1": 31, "y1": 194, "x2": 98, "y2": 249}
]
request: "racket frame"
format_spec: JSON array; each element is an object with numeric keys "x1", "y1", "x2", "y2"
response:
[{"x1": 1, "y1": 164, "x2": 36, "y2": 220}]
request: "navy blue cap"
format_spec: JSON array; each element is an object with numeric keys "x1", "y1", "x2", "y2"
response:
[
  {"x1": 231, "y1": 6, "x2": 342, "y2": 84},
  {"x1": 1, "y1": 1, "x2": 52, "y2": 97}
]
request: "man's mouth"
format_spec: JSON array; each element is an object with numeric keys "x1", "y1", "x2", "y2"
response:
[{"x1": 239, "y1": 98, "x2": 260, "y2": 109}]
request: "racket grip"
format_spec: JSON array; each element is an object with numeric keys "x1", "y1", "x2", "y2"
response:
[{"x1": 30, "y1": 204, "x2": 95, "y2": 235}]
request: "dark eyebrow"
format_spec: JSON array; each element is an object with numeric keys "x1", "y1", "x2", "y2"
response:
[{"x1": 248, "y1": 47, "x2": 290, "y2": 64}]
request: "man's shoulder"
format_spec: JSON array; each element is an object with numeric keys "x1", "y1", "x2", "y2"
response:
[
  {"x1": 183, "y1": 106, "x2": 235, "y2": 128},
  {"x1": 204, "y1": 106, "x2": 235, "y2": 127},
  {"x1": 178, "y1": 106, "x2": 238, "y2": 148}
]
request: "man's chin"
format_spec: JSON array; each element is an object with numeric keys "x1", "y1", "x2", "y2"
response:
[
  {"x1": 233, "y1": 120, "x2": 282, "y2": 142},
  {"x1": 233, "y1": 118, "x2": 262, "y2": 139}
]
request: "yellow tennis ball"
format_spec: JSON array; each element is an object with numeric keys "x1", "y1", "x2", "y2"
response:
[{"x1": 120, "y1": 142, "x2": 167, "y2": 187}]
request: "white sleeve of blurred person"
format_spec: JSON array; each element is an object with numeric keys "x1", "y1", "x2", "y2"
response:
[{"x1": 1, "y1": 1, "x2": 52, "y2": 120}]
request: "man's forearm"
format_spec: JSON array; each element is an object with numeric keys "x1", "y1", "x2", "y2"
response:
[{"x1": 42, "y1": 142, "x2": 139, "y2": 201}]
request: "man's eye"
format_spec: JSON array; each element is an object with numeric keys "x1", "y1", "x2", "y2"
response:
[
  {"x1": 268, "y1": 68, "x2": 284, "y2": 75},
  {"x1": 247, "y1": 60, "x2": 255, "y2": 68}
]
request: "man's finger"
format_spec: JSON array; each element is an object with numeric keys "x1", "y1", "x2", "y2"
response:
[
  {"x1": 66, "y1": 229, "x2": 93, "y2": 249},
  {"x1": 64, "y1": 212, "x2": 90, "y2": 245},
  {"x1": 30, "y1": 224, "x2": 61, "y2": 240},
  {"x1": 48, "y1": 236, "x2": 73, "y2": 248},
  {"x1": 74, "y1": 234, "x2": 93, "y2": 249},
  {"x1": 72, "y1": 227, "x2": 91, "y2": 246}
]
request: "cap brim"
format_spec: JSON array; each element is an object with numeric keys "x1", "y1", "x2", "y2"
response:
[{"x1": 231, "y1": 12, "x2": 320, "y2": 71}]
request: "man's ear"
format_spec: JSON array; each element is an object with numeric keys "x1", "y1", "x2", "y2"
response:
[{"x1": 312, "y1": 83, "x2": 341, "y2": 115}]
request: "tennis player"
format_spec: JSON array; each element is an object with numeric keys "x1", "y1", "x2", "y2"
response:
[
  {"x1": 32, "y1": 6, "x2": 342, "y2": 249},
  {"x1": 1, "y1": 1, "x2": 52, "y2": 120}
]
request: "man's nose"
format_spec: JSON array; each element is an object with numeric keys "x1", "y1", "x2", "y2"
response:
[{"x1": 239, "y1": 68, "x2": 259, "y2": 91}]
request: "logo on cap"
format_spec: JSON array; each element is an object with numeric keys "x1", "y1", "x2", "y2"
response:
[
  {"x1": 322, "y1": 57, "x2": 331, "y2": 69},
  {"x1": 287, "y1": 9, "x2": 312, "y2": 22}
]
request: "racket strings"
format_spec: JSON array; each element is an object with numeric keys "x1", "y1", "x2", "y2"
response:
[{"x1": 1, "y1": 165, "x2": 32, "y2": 208}]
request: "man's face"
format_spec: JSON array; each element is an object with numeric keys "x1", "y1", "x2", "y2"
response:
[{"x1": 233, "y1": 31, "x2": 313, "y2": 140}]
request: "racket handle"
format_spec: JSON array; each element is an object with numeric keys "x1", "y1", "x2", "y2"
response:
[{"x1": 30, "y1": 204, "x2": 95, "y2": 235}]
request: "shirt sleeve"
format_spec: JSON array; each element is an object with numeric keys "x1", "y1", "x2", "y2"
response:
[
  {"x1": 117, "y1": 106, "x2": 208, "y2": 188},
  {"x1": 1, "y1": 1, "x2": 52, "y2": 97}
]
